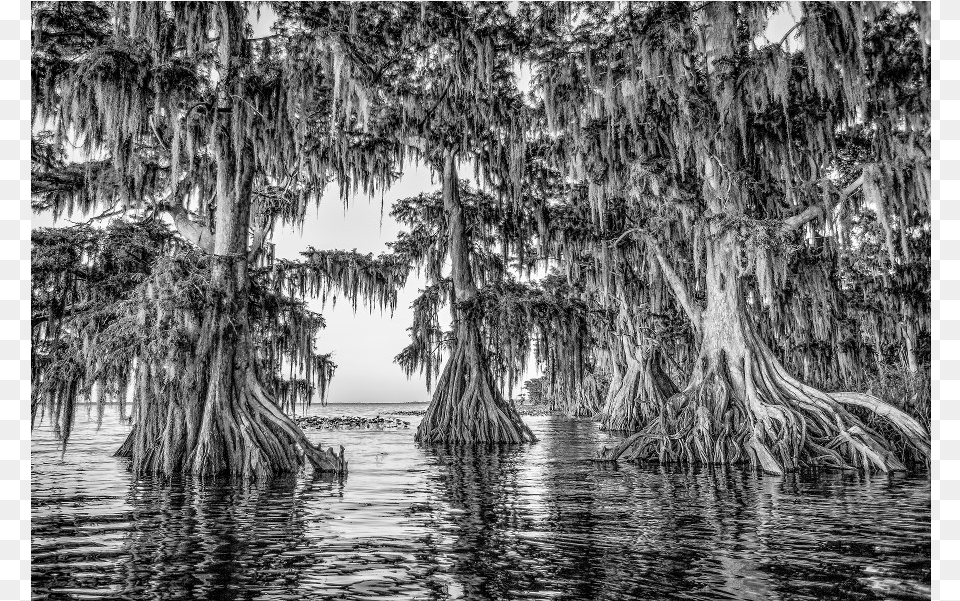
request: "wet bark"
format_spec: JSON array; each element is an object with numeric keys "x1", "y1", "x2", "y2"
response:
[{"x1": 416, "y1": 151, "x2": 535, "y2": 444}]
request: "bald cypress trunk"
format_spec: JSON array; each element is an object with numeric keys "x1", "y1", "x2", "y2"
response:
[
  {"x1": 599, "y1": 347, "x2": 677, "y2": 432},
  {"x1": 598, "y1": 0, "x2": 930, "y2": 473},
  {"x1": 415, "y1": 152, "x2": 535, "y2": 444},
  {"x1": 115, "y1": 8, "x2": 347, "y2": 477},
  {"x1": 116, "y1": 132, "x2": 346, "y2": 478},
  {"x1": 601, "y1": 227, "x2": 929, "y2": 473}
]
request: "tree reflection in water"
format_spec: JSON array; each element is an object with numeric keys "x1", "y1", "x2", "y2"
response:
[
  {"x1": 422, "y1": 446, "x2": 539, "y2": 599},
  {"x1": 420, "y1": 421, "x2": 927, "y2": 601},
  {"x1": 32, "y1": 412, "x2": 929, "y2": 601},
  {"x1": 116, "y1": 475, "x2": 337, "y2": 600}
]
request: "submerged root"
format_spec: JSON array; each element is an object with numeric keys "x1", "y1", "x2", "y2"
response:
[
  {"x1": 118, "y1": 368, "x2": 346, "y2": 479},
  {"x1": 416, "y1": 326, "x2": 535, "y2": 445},
  {"x1": 598, "y1": 344, "x2": 929, "y2": 475}
]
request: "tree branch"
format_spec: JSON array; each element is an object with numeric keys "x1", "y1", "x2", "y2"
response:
[
  {"x1": 782, "y1": 173, "x2": 865, "y2": 232},
  {"x1": 247, "y1": 221, "x2": 271, "y2": 263},
  {"x1": 644, "y1": 233, "x2": 703, "y2": 334},
  {"x1": 773, "y1": 21, "x2": 802, "y2": 48},
  {"x1": 610, "y1": 226, "x2": 642, "y2": 247},
  {"x1": 403, "y1": 135, "x2": 428, "y2": 154},
  {"x1": 416, "y1": 76, "x2": 454, "y2": 130},
  {"x1": 609, "y1": 227, "x2": 703, "y2": 332},
  {"x1": 162, "y1": 201, "x2": 214, "y2": 253},
  {"x1": 65, "y1": 205, "x2": 125, "y2": 226},
  {"x1": 247, "y1": 33, "x2": 279, "y2": 43}
]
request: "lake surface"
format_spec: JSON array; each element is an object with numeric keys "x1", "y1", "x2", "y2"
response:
[{"x1": 33, "y1": 402, "x2": 930, "y2": 600}]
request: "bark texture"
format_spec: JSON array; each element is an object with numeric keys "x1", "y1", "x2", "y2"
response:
[
  {"x1": 600, "y1": 230, "x2": 929, "y2": 473},
  {"x1": 417, "y1": 320, "x2": 535, "y2": 444},
  {"x1": 416, "y1": 152, "x2": 535, "y2": 444},
  {"x1": 115, "y1": 227, "x2": 347, "y2": 478},
  {"x1": 599, "y1": 348, "x2": 677, "y2": 432},
  {"x1": 568, "y1": 373, "x2": 605, "y2": 418}
]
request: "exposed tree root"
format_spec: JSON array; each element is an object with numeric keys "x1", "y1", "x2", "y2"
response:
[
  {"x1": 114, "y1": 300, "x2": 347, "y2": 483},
  {"x1": 116, "y1": 367, "x2": 346, "y2": 479},
  {"x1": 604, "y1": 227, "x2": 931, "y2": 475},
  {"x1": 599, "y1": 349, "x2": 678, "y2": 432},
  {"x1": 116, "y1": 251, "x2": 348, "y2": 480},
  {"x1": 416, "y1": 323, "x2": 536, "y2": 444},
  {"x1": 599, "y1": 334, "x2": 929, "y2": 475}
]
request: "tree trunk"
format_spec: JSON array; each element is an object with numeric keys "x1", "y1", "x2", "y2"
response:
[
  {"x1": 116, "y1": 74, "x2": 346, "y2": 477},
  {"x1": 568, "y1": 372, "x2": 604, "y2": 418},
  {"x1": 600, "y1": 230, "x2": 929, "y2": 473},
  {"x1": 600, "y1": 13, "x2": 928, "y2": 473},
  {"x1": 598, "y1": 347, "x2": 677, "y2": 432},
  {"x1": 415, "y1": 152, "x2": 535, "y2": 444},
  {"x1": 902, "y1": 309, "x2": 919, "y2": 374}
]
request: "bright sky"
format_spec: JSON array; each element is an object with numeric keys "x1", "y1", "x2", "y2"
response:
[
  {"x1": 243, "y1": 14, "x2": 423, "y2": 402},
  {"x1": 271, "y1": 163, "x2": 538, "y2": 405},
  {"x1": 271, "y1": 166, "x2": 445, "y2": 404},
  {"x1": 32, "y1": 167, "x2": 462, "y2": 405}
]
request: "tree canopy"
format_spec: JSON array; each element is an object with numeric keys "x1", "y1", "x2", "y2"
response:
[{"x1": 32, "y1": 1, "x2": 930, "y2": 477}]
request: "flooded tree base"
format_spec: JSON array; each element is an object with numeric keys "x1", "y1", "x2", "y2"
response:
[
  {"x1": 116, "y1": 368, "x2": 346, "y2": 479},
  {"x1": 34, "y1": 404, "x2": 933, "y2": 601},
  {"x1": 599, "y1": 351, "x2": 678, "y2": 432},
  {"x1": 416, "y1": 327, "x2": 535, "y2": 445},
  {"x1": 599, "y1": 331, "x2": 929, "y2": 474}
]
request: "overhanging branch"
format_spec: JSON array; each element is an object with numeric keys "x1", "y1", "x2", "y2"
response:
[
  {"x1": 783, "y1": 173, "x2": 865, "y2": 232},
  {"x1": 608, "y1": 227, "x2": 703, "y2": 333},
  {"x1": 643, "y1": 233, "x2": 703, "y2": 334}
]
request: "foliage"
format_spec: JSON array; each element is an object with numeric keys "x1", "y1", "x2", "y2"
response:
[
  {"x1": 31, "y1": 219, "x2": 342, "y2": 441},
  {"x1": 29, "y1": 2, "x2": 407, "y2": 474},
  {"x1": 31, "y1": 1, "x2": 931, "y2": 471}
]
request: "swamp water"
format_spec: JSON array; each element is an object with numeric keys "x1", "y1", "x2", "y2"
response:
[{"x1": 33, "y1": 402, "x2": 929, "y2": 600}]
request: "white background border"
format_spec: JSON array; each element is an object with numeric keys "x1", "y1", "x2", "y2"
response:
[
  {"x1": 15, "y1": 0, "x2": 29, "y2": 599},
  {"x1": 934, "y1": 0, "x2": 952, "y2": 599}
]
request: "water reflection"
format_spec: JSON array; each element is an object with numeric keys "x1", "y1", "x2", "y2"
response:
[
  {"x1": 33, "y1": 405, "x2": 929, "y2": 601},
  {"x1": 420, "y1": 438, "x2": 928, "y2": 600},
  {"x1": 38, "y1": 475, "x2": 327, "y2": 599},
  {"x1": 423, "y1": 447, "x2": 541, "y2": 599}
]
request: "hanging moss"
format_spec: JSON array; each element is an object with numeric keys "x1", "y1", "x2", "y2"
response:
[
  {"x1": 524, "y1": 1, "x2": 929, "y2": 472},
  {"x1": 33, "y1": 1, "x2": 929, "y2": 474}
]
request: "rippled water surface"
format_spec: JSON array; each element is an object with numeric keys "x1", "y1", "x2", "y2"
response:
[{"x1": 33, "y1": 403, "x2": 930, "y2": 600}]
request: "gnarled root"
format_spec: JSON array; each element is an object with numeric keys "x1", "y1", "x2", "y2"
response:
[
  {"x1": 416, "y1": 325, "x2": 535, "y2": 444},
  {"x1": 598, "y1": 342, "x2": 929, "y2": 475},
  {"x1": 599, "y1": 351, "x2": 677, "y2": 432},
  {"x1": 120, "y1": 368, "x2": 346, "y2": 479}
]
